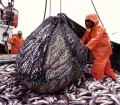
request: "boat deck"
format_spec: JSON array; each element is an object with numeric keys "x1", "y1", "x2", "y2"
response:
[{"x1": 0, "y1": 54, "x2": 16, "y2": 64}]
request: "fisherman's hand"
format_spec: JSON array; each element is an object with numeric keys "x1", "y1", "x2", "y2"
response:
[
  {"x1": 80, "y1": 39, "x2": 88, "y2": 49},
  {"x1": 11, "y1": 43, "x2": 15, "y2": 46},
  {"x1": 81, "y1": 43, "x2": 87, "y2": 48}
]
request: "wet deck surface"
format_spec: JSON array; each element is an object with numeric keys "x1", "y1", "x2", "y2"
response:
[{"x1": 0, "y1": 54, "x2": 16, "y2": 64}]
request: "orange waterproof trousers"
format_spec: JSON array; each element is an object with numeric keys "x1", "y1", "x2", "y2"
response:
[{"x1": 92, "y1": 57, "x2": 116, "y2": 81}]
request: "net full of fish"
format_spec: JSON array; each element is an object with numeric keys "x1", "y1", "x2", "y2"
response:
[
  {"x1": 0, "y1": 63, "x2": 120, "y2": 105},
  {"x1": 15, "y1": 13, "x2": 88, "y2": 93}
]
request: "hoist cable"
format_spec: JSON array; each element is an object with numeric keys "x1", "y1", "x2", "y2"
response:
[
  {"x1": 91, "y1": 0, "x2": 104, "y2": 27},
  {"x1": 43, "y1": 0, "x2": 47, "y2": 21},
  {"x1": 49, "y1": 0, "x2": 51, "y2": 16},
  {"x1": 60, "y1": 0, "x2": 61, "y2": 13}
]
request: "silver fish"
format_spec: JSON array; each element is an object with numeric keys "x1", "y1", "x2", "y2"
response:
[
  {"x1": 103, "y1": 94, "x2": 120, "y2": 105},
  {"x1": 32, "y1": 100, "x2": 49, "y2": 104},
  {"x1": 89, "y1": 95, "x2": 99, "y2": 105},
  {"x1": 69, "y1": 100, "x2": 88, "y2": 105}
]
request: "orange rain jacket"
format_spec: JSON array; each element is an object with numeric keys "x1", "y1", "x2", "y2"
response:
[
  {"x1": 80, "y1": 14, "x2": 116, "y2": 80},
  {"x1": 8, "y1": 34, "x2": 24, "y2": 54}
]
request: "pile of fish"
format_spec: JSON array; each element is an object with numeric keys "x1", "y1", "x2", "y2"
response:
[{"x1": 0, "y1": 63, "x2": 120, "y2": 105}]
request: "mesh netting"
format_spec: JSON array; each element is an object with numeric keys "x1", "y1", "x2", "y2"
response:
[{"x1": 16, "y1": 13, "x2": 88, "y2": 93}]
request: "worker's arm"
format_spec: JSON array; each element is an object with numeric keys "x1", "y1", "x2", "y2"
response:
[
  {"x1": 80, "y1": 31, "x2": 88, "y2": 44},
  {"x1": 86, "y1": 26, "x2": 104, "y2": 50},
  {"x1": 8, "y1": 37, "x2": 15, "y2": 45}
]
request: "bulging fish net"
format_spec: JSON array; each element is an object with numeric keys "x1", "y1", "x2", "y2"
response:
[{"x1": 16, "y1": 13, "x2": 88, "y2": 93}]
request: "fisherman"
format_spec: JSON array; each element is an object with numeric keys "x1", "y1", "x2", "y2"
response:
[
  {"x1": 8, "y1": 30, "x2": 24, "y2": 54},
  {"x1": 3, "y1": 2, "x2": 18, "y2": 25},
  {"x1": 80, "y1": 13, "x2": 116, "y2": 81}
]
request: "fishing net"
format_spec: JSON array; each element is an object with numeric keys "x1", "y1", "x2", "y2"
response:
[{"x1": 16, "y1": 13, "x2": 88, "y2": 93}]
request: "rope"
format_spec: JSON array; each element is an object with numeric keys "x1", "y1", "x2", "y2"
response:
[
  {"x1": 49, "y1": 0, "x2": 51, "y2": 16},
  {"x1": 90, "y1": 0, "x2": 104, "y2": 27},
  {"x1": 43, "y1": 0, "x2": 47, "y2": 21},
  {"x1": 60, "y1": 0, "x2": 61, "y2": 13}
]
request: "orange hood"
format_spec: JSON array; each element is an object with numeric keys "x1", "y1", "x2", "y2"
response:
[{"x1": 85, "y1": 13, "x2": 99, "y2": 25}]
